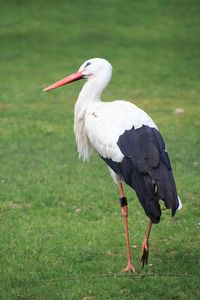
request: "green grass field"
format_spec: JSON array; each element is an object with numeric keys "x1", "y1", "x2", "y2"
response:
[{"x1": 0, "y1": 0, "x2": 200, "y2": 299}]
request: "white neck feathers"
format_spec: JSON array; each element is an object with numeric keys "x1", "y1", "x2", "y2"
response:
[{"x1": 74, "y1": 68, "x2": 112, "y2": 160}]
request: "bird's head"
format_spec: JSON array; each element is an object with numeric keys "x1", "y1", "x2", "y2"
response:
[{"x1": 43, "y1": 58, "x2": 112, "y2": 92}]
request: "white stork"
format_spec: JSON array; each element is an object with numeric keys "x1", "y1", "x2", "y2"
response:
[{"x1": 43, "y1": 58, "x2": 182, "y2": 272}]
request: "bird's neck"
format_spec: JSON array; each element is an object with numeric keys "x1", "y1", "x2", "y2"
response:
[
  {"x1": 74, "y1": 76, "x2": 108, "y2": 161},
  {"x1": 78, "y1": 77, "x2": 104, "y2": 104},
  {"x1": 75, "y1": 76, "x2": 106, "y2": 120},
  {"x1": 75, "y1": 66, "x2": 112, "y2": 117}
]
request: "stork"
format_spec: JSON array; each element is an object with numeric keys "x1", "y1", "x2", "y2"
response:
[{"x1": 43, "y1": 58, "x2": 182, "y2": 272}]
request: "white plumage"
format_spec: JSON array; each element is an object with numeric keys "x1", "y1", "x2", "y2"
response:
[{"x1": 84, "y1": 101, "x2": 157, "y2": 161}]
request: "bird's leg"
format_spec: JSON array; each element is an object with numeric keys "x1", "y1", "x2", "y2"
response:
[
  {"x1": 119, "y1": 181, "x2": 135, "y2": 272},
  {"x1": 141, "y1": 219, "x2": 152, "y2": 268}
]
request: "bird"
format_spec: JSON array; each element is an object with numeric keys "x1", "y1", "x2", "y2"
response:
[{"x1": 43, "y1": 58, "x2": 182, "y2": 272}]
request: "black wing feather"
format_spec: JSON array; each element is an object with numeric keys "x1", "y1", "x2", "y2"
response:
[{"x1": 101, "y1": 125, "x2": 179, "y2": 224}]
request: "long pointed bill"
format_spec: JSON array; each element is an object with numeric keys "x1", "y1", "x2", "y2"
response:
[{"x1": 43, "y1": 71, "x2": 83, "y2": 92}]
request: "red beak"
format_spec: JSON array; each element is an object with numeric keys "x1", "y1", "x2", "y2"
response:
[{"x1": 43, "y1": 71, "x2": 83, "y2": 92}]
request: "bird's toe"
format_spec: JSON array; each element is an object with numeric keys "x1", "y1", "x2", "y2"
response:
[{"x1": 122, "y1": 262, "x2": 135, "y2": 273}]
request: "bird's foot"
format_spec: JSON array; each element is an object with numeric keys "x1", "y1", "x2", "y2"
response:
[
  {"x1": 122, "y1": 261, "x2": 135, "y2": 272},
  {"x1": 141, "y1": 240, "x2": 149, "y2": 268}
]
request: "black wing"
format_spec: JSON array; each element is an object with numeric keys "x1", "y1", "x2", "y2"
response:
[{"x1": 101, "y1": 125, "x2": 179, "y2": 224}]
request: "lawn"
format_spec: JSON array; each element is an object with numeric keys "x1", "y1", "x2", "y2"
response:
[{"x1": 0, "y1": 0, "x2": 200, "y2": 299}]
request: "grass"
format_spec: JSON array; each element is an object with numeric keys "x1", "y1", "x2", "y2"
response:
[{"x1": 0, "y1": 0, "x2": 200, "y2": 299}]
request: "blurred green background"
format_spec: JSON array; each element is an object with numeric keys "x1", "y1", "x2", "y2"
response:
[{"x1": 0, "y1": 0, "x2": 200, "y2": 299}]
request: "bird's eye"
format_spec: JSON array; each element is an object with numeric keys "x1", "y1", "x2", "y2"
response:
[{"x1": 85, "y1": 62, "x2": 91, "y2": 68}]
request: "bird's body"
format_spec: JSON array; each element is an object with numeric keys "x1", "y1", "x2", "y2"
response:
[
  {"x1": 43, "y1": 58, "x2": 182, "y2": 271},
  {"x1": 75, "y1": 99, "x2": 156, "y2": 161}
]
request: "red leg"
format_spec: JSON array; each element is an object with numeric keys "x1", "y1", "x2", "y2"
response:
[
  {"x1": 141, "y1": 220, "x2": 152, "y2": 268},
  {"x1": 119, "y1": 181, "x2": 135, "y2": 272}
]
